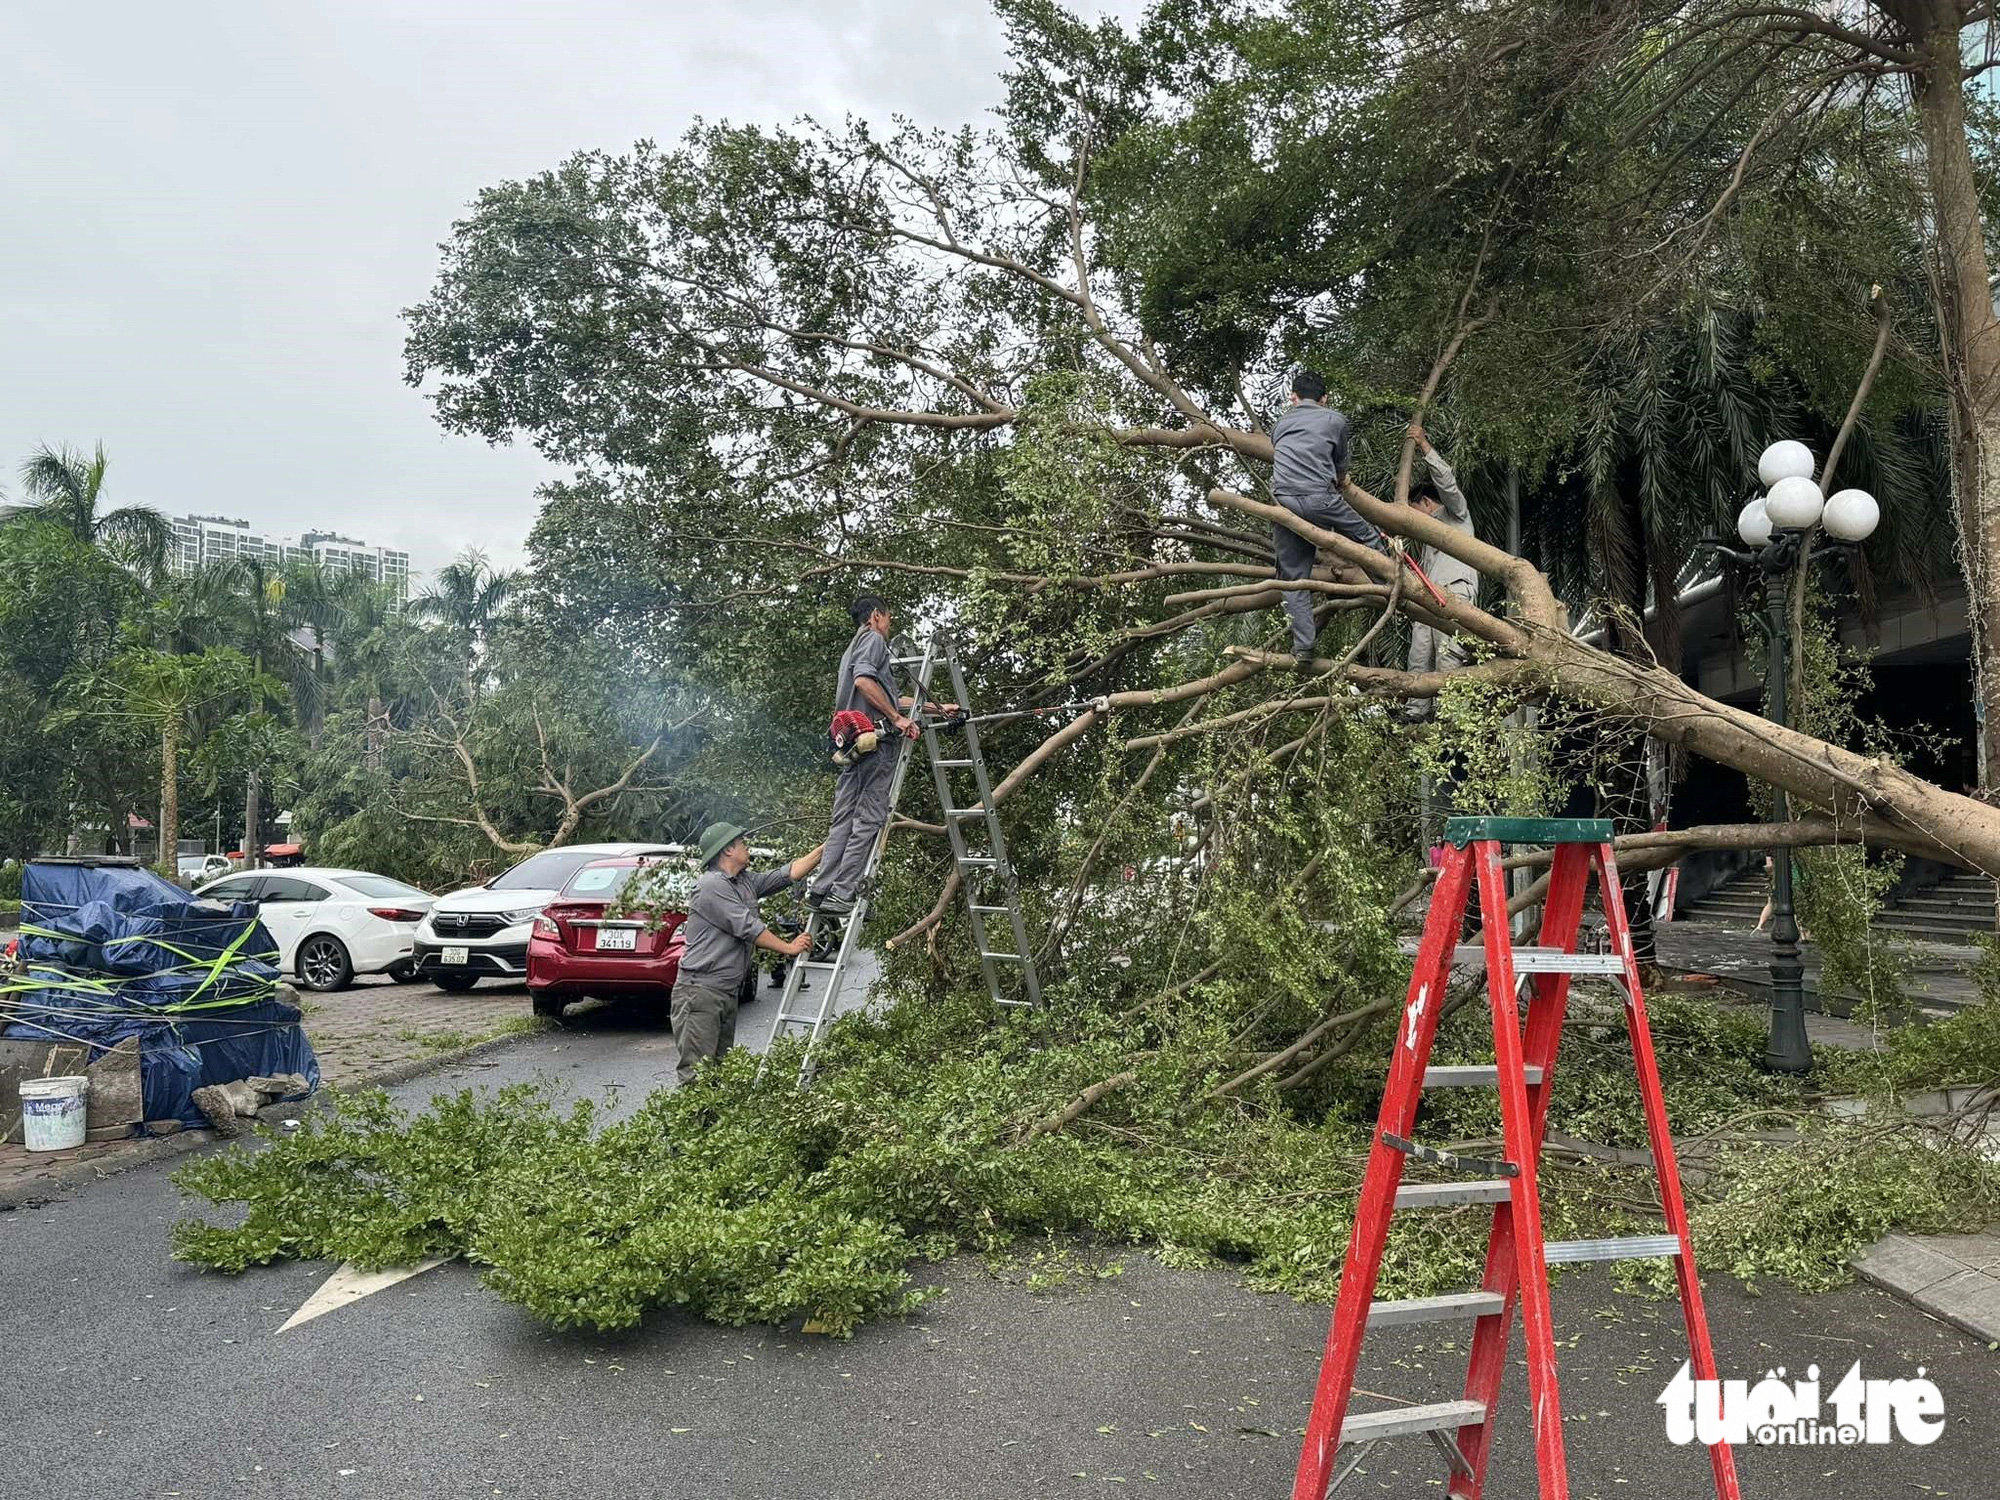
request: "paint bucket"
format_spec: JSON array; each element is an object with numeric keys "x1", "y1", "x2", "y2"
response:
[{"x1": 19, "y1": 1075, "x2": 89, "y2": 1152}]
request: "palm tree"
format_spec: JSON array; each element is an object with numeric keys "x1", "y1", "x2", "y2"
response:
[
  {"x1": 9, "y1": 443, "x2": 169, "y2": 579},
  {"x1": 409, "y1": 550, "x2": 520, "y2": 701},
  {"x1": 409, "y1": 550, "x2": 519, "y2": 646}
]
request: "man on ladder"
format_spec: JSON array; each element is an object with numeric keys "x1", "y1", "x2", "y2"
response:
[
  {"x1": 809, "y1": 594, "x2": 931, "y2": 917},
  {"x1": 674, "y1": 822, "x2": 820, "y2": 1086}
]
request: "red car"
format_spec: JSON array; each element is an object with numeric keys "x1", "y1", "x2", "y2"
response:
[{"x1": 526, "y1": 855, "x2": 690, "y2": 1021}]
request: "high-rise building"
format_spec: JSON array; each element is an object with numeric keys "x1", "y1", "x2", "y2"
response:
[
  {"x1": 293, "y1": 530, "x2": 412, "y2": 596},
  {"x1": 168, "y1": 514, "x2": 285, "y2": 573},
  {"x1": 164, "y1": 514, "x2": 412, "y2": 599}
]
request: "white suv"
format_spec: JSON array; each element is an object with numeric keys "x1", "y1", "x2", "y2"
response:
[{"x1": 412, "y1": 843, "x2": 675, "y2": 991}]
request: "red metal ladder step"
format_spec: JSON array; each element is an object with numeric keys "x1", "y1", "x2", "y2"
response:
[{"x1": 1290, "y1": 816, "x2": 1741, "y2": 1500}]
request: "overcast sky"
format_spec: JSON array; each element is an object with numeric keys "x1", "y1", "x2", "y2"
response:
[{"x1": 1, "y1": 1, "x2": 1140, "y2": 577}]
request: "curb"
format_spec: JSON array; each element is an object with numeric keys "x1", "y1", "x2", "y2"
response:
[
  {"x1": 0, "y1": 1021, "x2": 551, "y2": 1212},
  {"x1": 1853, "y1": 1232, "x2": 2000, "y2": 1346}
]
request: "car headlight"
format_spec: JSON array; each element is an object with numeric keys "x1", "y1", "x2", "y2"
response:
[{"x1": 500, "y1": 907, "x2": 543, "y2": 927}]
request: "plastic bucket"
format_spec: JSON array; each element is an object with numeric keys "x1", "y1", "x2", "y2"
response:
[{"x1": 19, "y1": 1075, "x2": 90, "y2": 1152}]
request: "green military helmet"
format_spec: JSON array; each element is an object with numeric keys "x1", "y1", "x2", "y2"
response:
[{"x1": 698, "y1": 820, "x2": 748, "y2": 867}]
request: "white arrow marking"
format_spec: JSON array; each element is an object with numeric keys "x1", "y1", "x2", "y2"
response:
[{"x1": 279, "y1": 1257, "x2": 451, "y2": 1333}]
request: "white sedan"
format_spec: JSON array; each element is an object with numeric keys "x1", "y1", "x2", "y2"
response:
[{"x1": 193, "y1": 867, "x2": 436, "y2": 992}]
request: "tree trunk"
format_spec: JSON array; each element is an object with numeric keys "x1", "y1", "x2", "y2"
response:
[
  {"x1": 160, "y1": 726, "x2": 179, "y2": 876},
  {"x1": 1212, "y1": 481, "x2": 2000, "y2": 875},
  {"x1": 1912, "y1": 8, "x2": 2000, "y2": 790},
  {"x1": 244, "y1": 770, "x2": 261, "y2": 872}
]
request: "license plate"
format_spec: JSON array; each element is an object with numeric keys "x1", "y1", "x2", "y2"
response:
[
  {"x1": 440, "y1": 946, "x2": 469, "y2": 966},
  {"x1": 594, "y1": 927, "x2": 638, "y2": 951}
]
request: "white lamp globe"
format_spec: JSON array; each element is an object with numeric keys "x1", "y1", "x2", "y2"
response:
[
  {"x1": 1764, "y1": 474, "x2": 1824, "y2": 529},
  {"x1": 1822, "y1": 487, "x2": 1880, "y2": 542},
  {"x1": 1758, "y1": 439, "x2": 1816, "y2": 487},
  {"x1": 1737, "y1": 497, "x2": 1773, "y2": 547}
]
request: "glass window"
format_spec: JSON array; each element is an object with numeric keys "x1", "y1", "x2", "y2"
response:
[
  {"x1": 202, "y1": 878, "x2": 260, "y2": 903},
  {"x1": 564, "y1": 864, "x2": 636, "y2": 898},
  {"x1": 491, "y1": 849, "x2": 640, "y2": 892},
  {"x1": 259, "y1": 877, "x2": 328, "y2": 904},
  {"x1": 337, "y1": 874, "x2": 433, "y2": 900}
]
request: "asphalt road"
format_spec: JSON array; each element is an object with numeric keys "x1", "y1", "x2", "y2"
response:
[{"x1": 3, "y1": 964, "x2": 1996, "y2": 1500}]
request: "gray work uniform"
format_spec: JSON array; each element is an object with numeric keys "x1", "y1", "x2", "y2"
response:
[
  {"x1": 1269, "y1": 399, "x2": 1385, "y2": 655},
  {"x1": 816, "y1": 626, "x2": 905, "y2": 902},
  {"x1": 673, "y1": 864, "x2": 792, "y2": 1084},
  {"x1": 1407, "y1": 446, "x2": 1479, "y2": 679}
]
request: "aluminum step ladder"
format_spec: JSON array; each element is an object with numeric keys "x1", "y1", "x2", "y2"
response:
[
  {"x1": 1292, "y1": 816, "x2": 1740, "y2": 1500},
  {"x1": 762, "y1": 634, "x2": 1041, "y2": 1085}
]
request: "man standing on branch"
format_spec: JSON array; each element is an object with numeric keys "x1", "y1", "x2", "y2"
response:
[
  {"x1": 810, "y1": 594, "x2": 927, "y2": 916},
  {"x1": 1269, "y1": 369, "x2": 1388, "y2": 665},
  {"x1": 1403, "y1": 421, "x2": 1479, "y2": 716},
  {"x1": 673, "y1": 822, "x2": 820, "y2": 1086}
]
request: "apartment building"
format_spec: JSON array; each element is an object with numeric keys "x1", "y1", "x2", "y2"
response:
[{"x1": 165, "y1": 514, "x2": 412, "y2": 599}]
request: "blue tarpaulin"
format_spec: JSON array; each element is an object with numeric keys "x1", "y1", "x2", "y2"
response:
[{"x1": 1, "y1": 861, "x2": 319, "y2": 1130}]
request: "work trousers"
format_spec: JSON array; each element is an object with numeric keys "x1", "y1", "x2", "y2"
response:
[
  {"x1": 671, "y1": 979, "x2": 740, "y2": 1086},
  {"x1": 817, "y1": 737, "x2": 900, "y2": 900},
  {"x1": 1272, "y1": 490, "x2": 1383, "y2": 655},
  {"x1": 1406, "y1": 576, "x2": 1479, "y2": 709}
]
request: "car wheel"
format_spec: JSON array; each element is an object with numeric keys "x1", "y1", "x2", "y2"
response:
[
  {"x1": 432, "y1": 972, "x2": 480, "y2": 993},
  {"x1": 296, "y1": 935, "x2": 354, "y2": 993},
  {"x1": 531, "y1": 991, "x2": 567, "y2": 1020}
]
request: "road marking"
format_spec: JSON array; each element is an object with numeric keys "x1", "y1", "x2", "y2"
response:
[{"x1": 279, "y1": 1257, "x2": 451, "y2": 1332}]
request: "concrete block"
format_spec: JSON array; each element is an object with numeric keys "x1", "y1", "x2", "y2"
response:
[
  {"x1": 1853, "y1": 1233, "x2": 1968, "y2": 1296},
  {"x1": 1909, "y1": 1269, "x2": 2000, "y2": 1346},
  {"x1": 1911, "y1": 1232, "x2": 2000, "y2": 1274}
]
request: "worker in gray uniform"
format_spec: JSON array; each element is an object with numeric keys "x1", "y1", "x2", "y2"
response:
[
  {"x1": 809, "y1": 594, "x2": 925, "y2": 915},
  {"x1": 1269, "y1": 368, "x2": 1388, "y2": 664},
  {"x1": 673, "y1": 821, "x2": 820, "y2": 1085},
  {"x1": 1403, "y1": 421, "x2": 1479, "y2": 715}
]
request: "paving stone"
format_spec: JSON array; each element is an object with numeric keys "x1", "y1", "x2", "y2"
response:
[
  {"x1": 1914, "y1": 1232, "x2": 2000, "y2": 1273},
  {"x1": 1908, "y1": 1268, "x2": 2000, "y2": 1345},
  {"x1": 1853, "y1": 1233, "x2": 1970, "y2": 1295}
]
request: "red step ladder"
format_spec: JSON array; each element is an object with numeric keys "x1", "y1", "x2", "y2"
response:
[{"x1": 1291, "y1": 817, "x2": 1741, "y2": 1500}]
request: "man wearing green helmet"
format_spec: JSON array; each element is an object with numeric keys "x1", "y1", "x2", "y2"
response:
[{"x1": 673, "y1": 821, "x2": 821, "y2": 1085}]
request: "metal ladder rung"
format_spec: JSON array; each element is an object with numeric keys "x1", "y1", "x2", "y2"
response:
[
  {"x1": 1542, "y1": 1234, "x2": 1682, "y2": 1264},
  {"x1": 1394, "y1": 1180, "x2": 1511, "y2": 1208},
  {"x1": 1422, "y1": 1064, "x2": 1545, "y2": 1088},
  {"x1": 946, "y1": 807, "x2": 991, "y2": 819},
  {"x1": 1339, "y1": 1400, "x2": 1485, "y2": 1445},
  {"x1": 934, "y1": 758, "x2": 974, "y2": 768},
  {"x1": 968, "y1": 904, "x2": 1010, "y2": 914},
  {"x1": 957, "y1": 856, "x2": 999, "y2": 868},
  {"x1": 1451, "y1": 944, "x2": 1627, "y2": 974},
  {"x1": 1366, "y1": 1292, "x2": 1504, "y2": 1328},
  {"x1": 979, "y1": 950, "x2": 1025, "y2": 962},
  {"x1": 795, "y1": 961, "x2": 840, "y2": 971},
  {"x1": 888, "y1": 654, "x2": 928, "y2": 666}
]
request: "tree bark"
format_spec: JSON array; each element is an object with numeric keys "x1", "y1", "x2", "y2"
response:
[
  {"x1": 1204, "y1": 480, "x2": 2000, "y2": 873},
  {"x1": 1911, "y1": 5, "x2": 2000, "y2": 788},
  {"x1": 160, "y1": 726, "x2": 179, "y2": 875}
]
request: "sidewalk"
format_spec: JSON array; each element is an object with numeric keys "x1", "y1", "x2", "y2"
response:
[
  {"x1": 1855, "y1": 1233, "x2": 2000, "y2": 1345},
  {"x1": 1653, "y1": 916, "x2": 1982, "y2": 1014},
  {"x1": 0, "y1": 978, "x2": 538, "y2": 1207}
]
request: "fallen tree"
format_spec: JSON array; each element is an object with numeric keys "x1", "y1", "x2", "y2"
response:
[{"x1": 404, "y1": 103, "x2": 1996, "y2": 881}]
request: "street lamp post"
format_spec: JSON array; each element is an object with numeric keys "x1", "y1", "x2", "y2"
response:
[{"x1": 1706, "y1": 441, "x2": 1880, "y2": 1074}]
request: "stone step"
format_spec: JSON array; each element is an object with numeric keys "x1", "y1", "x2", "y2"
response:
[
  {"x1": 1894, "y1": 897, "x2": 1997, "y2": 916},
  {"x1": 1877, "y1": 911, "x2": 1993, "y2": 933}
]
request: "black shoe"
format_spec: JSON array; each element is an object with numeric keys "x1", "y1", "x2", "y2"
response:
[
  {"x1": 814, "y1": 894, "x2": 857, "y2": 917},
  {"x1": 1292, "y1": 652, "x2": 1320, "y2": 674}
]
